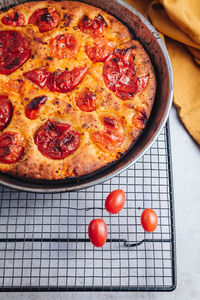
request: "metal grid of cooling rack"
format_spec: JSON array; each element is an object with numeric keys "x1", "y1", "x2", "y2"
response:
[{"x1": 0, "y1": 122, "x2": 176, "y2": 292}]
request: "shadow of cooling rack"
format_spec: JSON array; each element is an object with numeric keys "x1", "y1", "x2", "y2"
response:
[{"x1": 0, "y1": 121, "x2": 176, "y2": 292}]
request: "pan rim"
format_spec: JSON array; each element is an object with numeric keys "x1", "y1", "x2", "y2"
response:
[{"x1": 0, "y1": 0, "x2": 174, "y2": 193}]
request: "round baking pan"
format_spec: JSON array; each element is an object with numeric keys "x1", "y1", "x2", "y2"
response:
[{"x1": 0, "y1": 0, "x2": 173, "y2": 192}]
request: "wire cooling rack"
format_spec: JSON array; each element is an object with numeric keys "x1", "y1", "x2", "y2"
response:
[{"x1": 0, "y1": 122, "x2": 176, "y2": 292}]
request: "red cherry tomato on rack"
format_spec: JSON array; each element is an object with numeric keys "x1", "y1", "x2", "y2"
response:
[
  {"x1": 88, "y1": 219, "x2": 107, "y2": 247},
  {"x1": 105, "y1": 189, "x2": 126, "y2": 214},
  {"x1": 141, "y1": 208, "x2": 158, "y2": 232}
]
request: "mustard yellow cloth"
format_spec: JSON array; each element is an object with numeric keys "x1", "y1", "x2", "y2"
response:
[{"x1": 126, "y1": 0, "x2": 200, "y2": 144}]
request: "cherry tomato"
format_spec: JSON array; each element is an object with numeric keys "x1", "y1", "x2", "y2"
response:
[
  {"x1": 23, "y1": 67, "x2": 50, "y2": 88},
  {"x1": 78, "y1": 14, "x2": 107, "y2": 38},
  {"x1": 2, "y1": 12, "x2": 25, "y2": 27},
  {"x1": 28, "y1": 8, "x2": 60, "y2": 33},
  {"x1": 91, "y1": 116, "x2": 125, "y2": 151},
  {"x1": 141, "y1": 208, "x2": 158, "y2": 232},
  {"x1": 48, "y1": 66, "x2": 88, "y2": 93},
  {"x1": 0, "y1": 131, "x2": 24, "y2": 164},
  {"x1": 137, "y1": 75, "x2": 149, "y2": 93},
  {"x1": 0, "y1": 95, "x2": 13, "y2": 131},
  {"x1": 50, "y1": 33, "x2": 78, "y2": 59},
  {"x1": 105, "y1": 189, "x2": 126, "y2": 214},
  {"x1": 103, "y1": 48, "x2": 137, "y2": 100},
  {"x1": 24, "y1": 66, "x2": 88, "y2": 93},
  {"x1": 88, "y1": 219, "x2": 107, "y2": 247},
  {"x1": 76, "y1": 88, "x2": 96, "y2": 112},
  {"x1": 25, "y1": 95, "x2": 47, "y2": 120},
  {"x1": 0, "y1": 30, "x2": 31, "y2": 75},
  {"x1": 34, "y1": 119, "x2": 80, "y2": 160},
  {"x1": 132, "y1": 107, "x2": 148, "y2": 130},
  {"x1": 85, "y1": 38, "x2": 115, "y2": 62}
]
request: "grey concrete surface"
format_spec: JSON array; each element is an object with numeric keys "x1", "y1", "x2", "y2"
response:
[{"x1": 0, "y1": 107, "x2": 199, "y2": 300}]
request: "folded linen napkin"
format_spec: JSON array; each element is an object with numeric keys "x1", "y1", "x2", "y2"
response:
[{"x1": 127, "y1": 0, "x2": 200, "y2": 144}]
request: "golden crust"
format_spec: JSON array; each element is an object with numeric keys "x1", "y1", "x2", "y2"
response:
[{"x1": 0, "y1": 1, "x2": 156, "y2": 180}]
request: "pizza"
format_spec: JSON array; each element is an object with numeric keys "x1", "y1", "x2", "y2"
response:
[{"x1": 0, "y1": 1, "x2": 156, "y2": 180}]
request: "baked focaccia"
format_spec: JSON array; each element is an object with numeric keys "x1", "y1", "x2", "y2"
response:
[{"x1": 0, "y1": 1, "x2": 156, "y2": 180}]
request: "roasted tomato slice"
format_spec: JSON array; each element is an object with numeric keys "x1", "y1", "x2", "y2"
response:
[
  {"x1": 25, "y1": 95, "x2": 47, "y2": 120},
  {"x1": 103, "y1": 49, "x2": 150, "y2": 100},
  {"x1": 103, "y1": 48, "x2": 138, "y2": 100},
  {"x1": 2, "y1": 12, "x2": 25, "y2": 27},
  {"x1": 85, "y1": 38, "x2": 115, "y2": 62},
  {"x1": 78, "y1": 14, "x2": 107, "y2": 38},
  {"x1": 47, "y1": 66, "x2": 88, "y2": 93},
  {"x1": 0, "y1": 30, "x2": 31, "y2": 75},
  {"x1": 137, "y1": 75, "x2": 149, "y2": 93},
  {"x1": 0, "y1": 131, "x2": 24, "y2": 164},
  {"x1": 91, "y1": 116, "x2": 125, "y2": 151},
  {"x1": 24, "y1": 66, "x2": 88, "y2": 93},
  {"x1": 76, "y1": 88, "x2": 96, "y2": 112},
  {"x1": 34, "y1": 120, "x2": 80, "y2": 160},
  {"x1": 23, "y1": 67, "x2": 51, "y2": 88},
  {"x1": 0, "y1": 95, "x2": 13, "y2": 131},
  {"x1": 50, "y1": 33, "x2": 78, "y2": 59},
  {"x1": 28, "y1": 8, "x2": 60, "y2": 33},
  {"x1": 132, "y1": 107, "x2": 148, "y2": 130}
]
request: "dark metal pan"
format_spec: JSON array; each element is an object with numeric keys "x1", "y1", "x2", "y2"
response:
[{"x1": 0, "y1": 0, "x2": 173, "y2": 192}]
